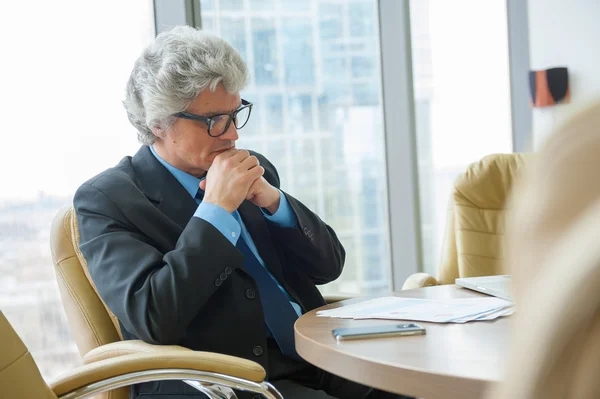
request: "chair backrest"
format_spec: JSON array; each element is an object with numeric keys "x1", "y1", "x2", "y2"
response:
[
  {"x1": 50, "y1": 206, "x2": 128, "y2": 399},
  {"x1": 0, "y1": 311, "x2": 57, "y2": 399},
  {"x1": 50, "y1": 206, "x2": 122, "y2": 356},
  {"x1": 437, "y1": 153, "x2": 533, "y2": 284}
]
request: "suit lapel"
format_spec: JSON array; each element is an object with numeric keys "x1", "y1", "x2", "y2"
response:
[
  {"x1": 131, "y1": 146, "x2": 198, "y2": 230},
  {"x1": 238, "y1": 200, "x2": 286, "y2": 285}
]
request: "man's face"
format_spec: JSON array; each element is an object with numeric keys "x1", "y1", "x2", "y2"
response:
[{"x1": 155, "y1": 83, "x2": 241, "y2": 177}]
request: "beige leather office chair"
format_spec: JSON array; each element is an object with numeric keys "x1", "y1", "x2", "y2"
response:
[
  {"x1": 49, "y1": 206, "x2": 284, "y2": 399},
  {"x1": 403, "y1": 153, "x2": 533, "y2": 290},
  {"x1": 50, "y1": 206, "x2": 350, "y2": 398},
  {"x1": 0, "y1": 309, "x2": 277, "y2": 399},
  {"x1": 489, "y1": 101, "x2": 600, "y2": 399}
]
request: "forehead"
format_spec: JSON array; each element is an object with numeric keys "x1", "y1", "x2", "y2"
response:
[{"x1": 187, "y1": 84, "x2": 241, "y2": 115}]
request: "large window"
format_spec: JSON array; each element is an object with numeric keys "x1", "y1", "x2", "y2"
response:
[
  {"x1": 410, "y1": 0, "x2": 513, "y2": 275},
  {"x1": 1, "y1": 0, "x2": 519, "y2": 383},
  {"x1": 0, "y1": 0, "x2": 154, "y2": 379},
  {"x1": 198, "y1": 0, "x2": 392, "y2": 294}
]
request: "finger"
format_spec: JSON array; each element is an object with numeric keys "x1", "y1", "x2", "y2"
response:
[
  {"x1": 199, "y1": 179, "x2": 207, "y2": 191},
  {"x1": 231, "y1": 149, "x2": 250, "y2": 163},
  {"x1": 246, "y1": 176, "x2": 263, "y2": 200},
  {"x1": 213, "y1": 149, "x2": 237, "y2": 165},
  {"x1": 246, "y1": 181, "x2": 258, "y2": 200},
  {"x1": 240, "y1": 155, "x2": 260, "y2": 171},
  {"x1": 250, "y1": 165, "x2": 265, "y2": 179},
  {"x1": 215, "y1": 148, "x2": 238, "y2": 160}
]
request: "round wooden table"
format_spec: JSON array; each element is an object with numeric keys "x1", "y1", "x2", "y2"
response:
[{"x1": 294, "y1": 285, "x2": 510, "y2": 399}]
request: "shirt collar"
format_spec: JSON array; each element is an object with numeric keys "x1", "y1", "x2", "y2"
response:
[{"x1": 149, "y1": 145, "x2": 204, "y2": 198}]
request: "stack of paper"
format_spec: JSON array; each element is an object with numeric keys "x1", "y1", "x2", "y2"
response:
[{"x1": 317, "y1": 296, "x2": 514, "y2": 323}]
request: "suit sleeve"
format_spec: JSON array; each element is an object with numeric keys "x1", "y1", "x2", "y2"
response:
[
  {"x1": 74, "y1": 182, "x2": 244, "y2": 345},
  {"x1": 255, "y1": 153, "x2": 346, "y2": 285}
]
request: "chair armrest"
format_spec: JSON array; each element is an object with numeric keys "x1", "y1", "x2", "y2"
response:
[
  {"x1": 323, "y1": 293, "x2": 359, "y2": 304},
  {"x1": 50, "y1": 351, "x2": 266, "y2": 397},
  {"x1": 83, "y1": 340, "x2": 191, "y2": 364},
  {"x1": 401, "y1": 273, "x2": 438, "y2": 290}
]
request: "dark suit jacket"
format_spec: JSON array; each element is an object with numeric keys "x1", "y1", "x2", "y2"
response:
[{"x1": 73, "y1": 146, "x2": 345, "y2": 398}]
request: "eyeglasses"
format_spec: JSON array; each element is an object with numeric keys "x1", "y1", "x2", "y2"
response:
[{"x1": 173, "y1": 99, "x2": 253, "y2": 137}]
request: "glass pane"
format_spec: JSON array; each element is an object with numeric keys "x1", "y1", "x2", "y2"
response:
[
  {"x1": 200, "y1": 0, "x2": 215, "y2": 11},
  {"x1": 287, "y1": 93, "x2": 313, "y2": 133},
  {"x1": 201, "y1": 16, "x2": 216, "y2": 32},
  {"x1": 252, "y1": 18, "x2": 279, "y2": 86},
  {"x1": 348, "y1": 2, "x2": 376, "y2": 37},
  {"x1": 351, "y1": 56, "x2": 376, "y2": 79},
  {"x1": 281, "y1": 0, "x2": 311, "y2": 12},
  {"x1": 264, "y1": 94, "x2": 284, "y2": 134},
  {"x1": 265, "y1": 139, "x2": 288, "y2": 178},
  {"x1": 362, "y1": 234, "x2": 387, "y2": 291},
  {"x1": 281, "y1": 18, "x2": 315, "y2": 85},
  {"x1": 1, "y1": 0, "x2": 154, "y2": 380},
  {"x1": 323, "y1": 57, "x2": 347, "y2": 80},
  {"x1": 291, "y1": 138, "x2": 316, "y2": 171},
  {"x1": 320, "y1": 84, "x2": 351, "y2": 108},
  {"x1": 319, "y1": 4, "x2": 343, "y2": 40},
  {"x1": 250, "y1": 0, "x2": 274, "y2": 11},
  {"x1": 352, "y1": 82, "x2": 379, "y2": 106},
  {"x1": 218, "y1": 17, "x2": 247, "y2": 60},
  {"x1": 200, "y1": 0, "x2": 390, "y2": 295},
  {"x1": 219, "y1": 0, "x2": 243, "y2": 10},
  {"x1": 410, "y1": 0, "x2": 513, "y2": 275}
]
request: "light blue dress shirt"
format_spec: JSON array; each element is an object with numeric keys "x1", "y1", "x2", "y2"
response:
[{"x1": 150, "y1": 146, "x2": 302, "y2": 316}]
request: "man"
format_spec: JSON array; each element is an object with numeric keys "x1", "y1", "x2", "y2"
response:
[{"x1": 75, "y1": 26, "x2": 408, "y2": 399}]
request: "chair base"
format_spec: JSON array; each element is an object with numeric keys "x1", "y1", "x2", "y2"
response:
[{"x1": 57, "y1": 369, "x2": 284, "y2": 399}]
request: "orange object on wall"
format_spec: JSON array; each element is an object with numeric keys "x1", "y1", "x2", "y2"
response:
[{"x1": 529, "y1": 67, "x2": 570, "y2": 107}]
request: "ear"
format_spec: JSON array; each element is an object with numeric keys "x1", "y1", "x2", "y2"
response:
[{"x1": 151, "y1": 126, "x2": 166, "y2": 139}]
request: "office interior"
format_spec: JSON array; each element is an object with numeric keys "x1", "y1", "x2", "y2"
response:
[{"x1": 1, "y1": 0, "x2": 599, "y2": 398}]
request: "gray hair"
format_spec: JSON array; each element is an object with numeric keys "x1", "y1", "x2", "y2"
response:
[{"x1": 124, "y1": 26, "x2": 250, "y2": 145}]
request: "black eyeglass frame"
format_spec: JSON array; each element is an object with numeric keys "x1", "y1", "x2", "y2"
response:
[{"x1": 173, "y1": 99, "x2": 253, "y2": 137}]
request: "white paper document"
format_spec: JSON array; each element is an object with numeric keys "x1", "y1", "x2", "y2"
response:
[{"x1": 317, "y1": 296, "x2": 514, "y2": 323}]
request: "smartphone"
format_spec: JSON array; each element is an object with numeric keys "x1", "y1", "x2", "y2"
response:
[{"x1": 332, "y1": 323, "x2": 426, "y2": 341}]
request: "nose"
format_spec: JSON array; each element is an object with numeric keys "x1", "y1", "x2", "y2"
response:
[{"x1": 219, "y1": 121, "x2": 239, "y2": 141}]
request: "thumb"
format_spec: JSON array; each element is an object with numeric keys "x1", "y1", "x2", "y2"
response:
[
  {"x1": 246, "y1": 177, "x2": 261, "y2": 200},
  {"x1": 199, "y1": 179, "x2": 207, "y2": 191}
]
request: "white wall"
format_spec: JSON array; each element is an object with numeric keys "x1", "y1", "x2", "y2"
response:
[{"x1": 528, "y1": 0, "x2": 600, "y2": 148}]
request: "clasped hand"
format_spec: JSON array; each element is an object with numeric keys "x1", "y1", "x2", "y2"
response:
[{"x1": 199, "y1": 149, "x2": 280, "y2": 214}]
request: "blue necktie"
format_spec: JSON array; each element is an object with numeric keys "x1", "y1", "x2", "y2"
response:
[
  {"x1": 236, "y1": 237, "x2": 301, "y2": 360},
  {"x1": 194, "y1": 190, "x2": 300, "y2": 360}
]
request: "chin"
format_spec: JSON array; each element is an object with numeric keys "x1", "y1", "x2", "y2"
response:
[{"x1": 187, "y1": 159, "x2": 209, "y2": 176}]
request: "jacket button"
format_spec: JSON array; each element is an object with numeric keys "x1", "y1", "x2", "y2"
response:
[
  {"x1": 215, "y1": 279, "x2": 222, "y2": 287},
  {"x1": 220, "y1": 272, "x2": 228, "y2": 280},
  {"x1": 245, "y1": 289, "x2": 256, "y2": 299},
  {"x1": 225, "y1": 267, "x2": 232, "y2": 275},
  {"x1": 252, "y1": 345, "x2": 263, "y2": 357}
]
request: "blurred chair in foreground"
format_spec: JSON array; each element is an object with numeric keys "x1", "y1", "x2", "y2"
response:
[
  {"x1": 403, "y1": 153, "x2": 533, "y2": 290},
  {"x1": 489, "y1": 100, "x2": 600, "y2": 399}
]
